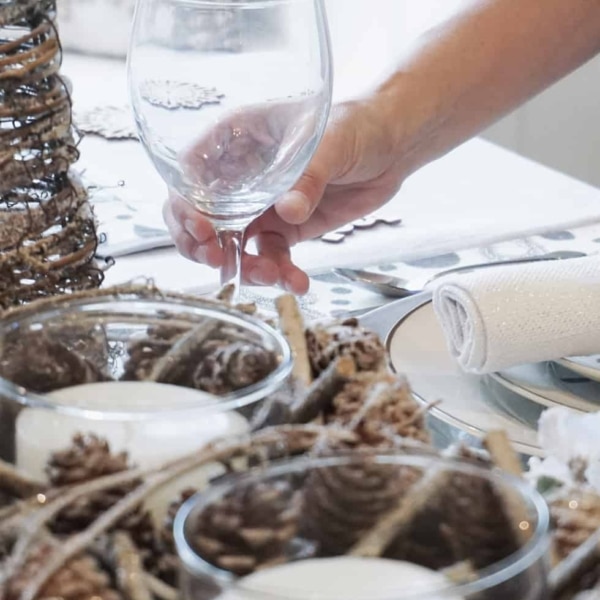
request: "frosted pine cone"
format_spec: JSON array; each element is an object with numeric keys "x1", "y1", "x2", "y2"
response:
[
  {"x1": 550, "y1": 488, "x2": 600, "y2": 561},
  {"x1": 302, "y1": 447, "x2": 420, "y2": 555},
  {"x1": 191, "y1": 339, "x2": 278, "y2": 394},
  {"x1": 123, "y1": 323, "x2": 277, "y2": 394},
  {"x1": 122, "y1": 325, "x2": 184, "y2": 381},
  {"x1": 306, "y1": 319, "x2": 385, "y2": 378},
  {"x1": 327, "y1": 373, "x2": 430, "y2": 446},
  {"x1": 7, "y1": 544, "x2": 121, "y2": 600},
  {"x1": 397, "y1": 470, "x2": 521, "y2": 570},
  {"x1": 189, "y1": 480, "x2": 302, "y2": 576}
]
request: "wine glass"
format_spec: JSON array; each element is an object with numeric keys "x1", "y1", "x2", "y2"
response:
[{"x1": 128, "y1": 0, "x2": 333, "y2": 293}]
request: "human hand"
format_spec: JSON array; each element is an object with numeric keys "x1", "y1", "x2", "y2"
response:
[{"x1": 164, "y1": 97, "x2": 407, "y2": 294}]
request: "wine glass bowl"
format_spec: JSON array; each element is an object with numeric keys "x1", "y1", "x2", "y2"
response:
[{"x1": 128, "y1": 0, "x2": 333, "y2": 288}]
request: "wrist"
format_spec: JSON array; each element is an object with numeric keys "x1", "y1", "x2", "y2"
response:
[{"x1": 371, "y1": 69, "x2": 447, "y2": 179}]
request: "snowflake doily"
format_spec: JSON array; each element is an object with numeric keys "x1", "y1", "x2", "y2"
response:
[
  {"x1": 139, "y1": 80, "x2": 225, "y2": 110},
  {"x1": 74, "y1": 105, "x2": 138, "y2": 141}
]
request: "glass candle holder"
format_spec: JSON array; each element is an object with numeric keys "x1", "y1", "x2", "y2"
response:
[
  {"x1": 0, "y1": 289, "x2": 292, "y2": 519},
  {"x1": 175, "y1": 451, "x2": 550, "y2": 600}
]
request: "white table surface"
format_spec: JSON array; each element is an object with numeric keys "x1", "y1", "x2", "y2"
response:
[{"x1": 62, "y1": 54, "x2": 600, "y2": 297}]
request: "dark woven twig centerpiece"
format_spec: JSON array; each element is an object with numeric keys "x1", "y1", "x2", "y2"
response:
[{"x1": 0, "y1": 0, "x2": 103, "y2": 310}]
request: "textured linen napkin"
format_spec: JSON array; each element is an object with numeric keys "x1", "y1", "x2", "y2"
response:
[{"x1": 432, "y1": 255, "x2": 600, "y2": 374}]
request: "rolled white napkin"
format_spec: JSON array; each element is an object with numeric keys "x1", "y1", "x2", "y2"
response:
[{"x1": 432, "y1": 255, "x2": 600, "y2": 373}]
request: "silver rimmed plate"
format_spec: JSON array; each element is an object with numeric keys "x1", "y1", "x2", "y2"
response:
[
  {"x1": 556, "y1": 355, "x2": 600, "y2": 384},
  {"x1": 386, "y1": 297, "x2": 542, "y2": 456},
  {"x1": 491, "y1": 362, "x2": 600, "y2": 413}
]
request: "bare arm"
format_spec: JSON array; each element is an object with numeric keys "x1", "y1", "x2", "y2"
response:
[
  {"x1": 378, "y1": 0, "x2": 600, "y2": 175},
  {"x1": 166, "y1": 0, "x2": 600, "y2": 294}
]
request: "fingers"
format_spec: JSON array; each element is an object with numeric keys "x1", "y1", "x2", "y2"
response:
[
  {"x1": 255, "y1": 232, "x2": 310, "y2": 295},
  {"x1": 163, "y1": 194, "x2": 223, "y2": 267},
  {"x1": 164, "y1": 193, "x2": 310, "y2": 294}
]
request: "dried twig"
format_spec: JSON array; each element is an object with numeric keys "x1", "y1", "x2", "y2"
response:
[
  {"x1": 484, "y1": 430, "x2": 523, "y2": 477},
  {"x1": 17, "y1": 426, "x2": 344, "y2": 600},
  {"x1": 346, "y1": 380, "x2": 397, "y2": 431},
  {"x1": 275, "y1": 294, "x2": 312, "y2": 386},
  {"x1": 441, "y1": 560, "x2": 478, "y2": 585},
  {"x1": 147, "y1": 320, "x2": 219, "y2": 382},
  {"x1": 483, "y1": 431, "x2": 531, "y2": 543},
  {"x1": 217, "y1": 284, "x2": 235, "y2": 304},
  {"x1": 0, "y1": 491, "x2": 61, "y2": 542},
  {"x1": 289, "y1": 356, "x2": 356, "y2": 423},
  {"x1": 2, "y1": 468, "x2": 148, "y2": 588},
  {"x1": 144, "y1": 573, "x2": 179, "y2": 600},
  {"x1": 111, "y1": 532, "x2": 153, "y2": 600},
  {"x1": 0, "y1": 460, "x2": 45, "y2": 500}
]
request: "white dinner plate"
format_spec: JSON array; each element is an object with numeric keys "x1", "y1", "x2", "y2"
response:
[
  {"x1": 557, "y1": 355, "x2": 600, "y2": 384},
  {"x1": 387, "y1": 298, "x2": 542, "y2": 456},
  {"x1": 491, "y1": 362, "x2": 600, "y2": 414}
]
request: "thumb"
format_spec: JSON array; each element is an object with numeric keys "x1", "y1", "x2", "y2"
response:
[
  {"x1": 275, "y1": 102, "x2": 358, "y2": 225},
  {"x1": 275, "y1": 126, "x2": 342, "y2": 225},
  {"x1": 275, "y1": 172, "x2": 327, "y2": 225}
]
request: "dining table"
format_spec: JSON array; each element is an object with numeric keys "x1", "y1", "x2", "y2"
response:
[
  {"x1": 59, "y1": 48, "x2": 600, "y2": 456},
  {"x1": 64, "y1": 52, "x2": 600, "y2": 321}
]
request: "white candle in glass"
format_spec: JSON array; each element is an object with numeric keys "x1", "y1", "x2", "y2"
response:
[
  {"x1": 16, "y1": 381, "x2": 249, "y2": 519},
  {"x1": 219, "y1": 557, "x2": 463, "y2": 600}
]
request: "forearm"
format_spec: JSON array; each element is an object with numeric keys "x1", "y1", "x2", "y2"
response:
[{"x1": 376, "y1": 0, "x2": 600, "y2": 175}]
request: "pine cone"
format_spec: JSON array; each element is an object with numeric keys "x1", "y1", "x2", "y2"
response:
[
  {"x1": 47, "y1": 434, "x2": 129, "y2": 486},
  {"x1": 122, "y1": 325, "x2": 184, "y2": 381},
  {"x1": 123, "y1": 323, "x2": 277, "y2": 395},
  {"x1": 305, "y1": 318, "x2": 386, "y2": 378},
  {"x1": 301, "y1": 443, "x2": 420, "y2": 555},
  {"x1": 0, "y1": 335, "x2": 106, "y2": 394},
  {"x1": 46, "y1": 435, "x2": 156, "y2": 555},
  {"x1": 326, "y1": 373, "x2": 430, "y2": 446},
  {"x1": 299, "y1": 373, "x2": 430, "y2": 555},
  {"x1": 7, "y1": 544, "x2": 121, "y2": 600},
  {"x1": 391, "y1": 470, "x2": 521, "y2": 571},
  {"x1": 191, "y1": 339, "x2": 278, "y2": 395},
  {"x1": 550, "y1": 487, "x2": 600, "y2": 561},
  {"x1": 189, "y1": 480, "x2": 302, "y2": 576}
]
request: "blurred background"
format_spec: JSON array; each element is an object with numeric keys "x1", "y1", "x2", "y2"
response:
[{"x1": 325, "y1": 0, "x2": 600, "y2": 188}]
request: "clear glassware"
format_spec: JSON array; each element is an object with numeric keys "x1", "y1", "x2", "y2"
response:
[
  {"x1": 175, "y1": 452, "x2": 550, "y2": 600},
  {"x1": 128, "y1": 0, "x2": 333, "y2": 292},
  {"x1": 0, "y1": 290, "x2": 292, "y2": 501}
]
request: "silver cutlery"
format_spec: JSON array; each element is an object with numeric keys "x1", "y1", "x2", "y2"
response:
[{"x1": 334, "y1": 250, "x2": 587, "y2": 298}]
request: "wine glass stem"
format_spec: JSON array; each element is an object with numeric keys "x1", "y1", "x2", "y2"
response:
[{"x1": 216, "y1": 228, "x2": 245, "y2": 293}]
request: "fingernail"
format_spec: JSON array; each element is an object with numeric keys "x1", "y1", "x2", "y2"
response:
[{"x1": 281, "y1": 191, "x2": 311, "y2": 220}]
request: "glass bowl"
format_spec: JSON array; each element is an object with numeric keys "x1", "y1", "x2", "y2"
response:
[
  {"x1": 175, "y1": 451, "x2": 550, "y2": 600},
  {"x1": 0, "y1": 289, "x2": 292, "y2": 487}
]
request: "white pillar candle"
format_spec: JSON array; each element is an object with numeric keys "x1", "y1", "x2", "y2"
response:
[
  {"x1": 219, "y1": 557, "x2": 463, "y2": 600},
  {"x1": 16, "y1": 381, "x2": 249, "y2": 521}
]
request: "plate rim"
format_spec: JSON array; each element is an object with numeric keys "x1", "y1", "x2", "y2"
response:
[
  {"x1": 557, "y1": 356, "x2": 600, "y2": 383},
  {"x1": 385, "y1": 297, "x2": 542, "y2": 456},
  {"x1": 489, "y1": 370, "x2": 589, "y2": 414}
]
